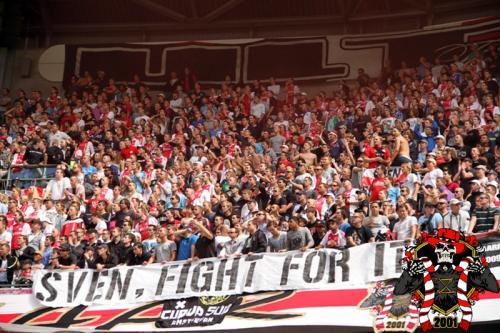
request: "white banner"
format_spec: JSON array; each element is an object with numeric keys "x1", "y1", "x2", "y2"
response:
[{"x1": 33, "y1": 241, "x2": 406, "y2": 307}]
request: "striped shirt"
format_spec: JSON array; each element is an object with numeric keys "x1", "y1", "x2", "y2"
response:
[{"x1": 471, "y1": 207, "x2": 499, "y2": 232}]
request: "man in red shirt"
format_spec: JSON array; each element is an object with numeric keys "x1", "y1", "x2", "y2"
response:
[
  {"x1": 369, "y1": 165, "x2": 388, "y2": 201},
  {"x1": 10, "y1": 211, "x2": 31, "y2": 251},
  {"x1": 120, "y1": 137, "x2": 139, "y2": 160},
  {"x1": 364, "y1": 136, "x2": 390, "y2": 169}
]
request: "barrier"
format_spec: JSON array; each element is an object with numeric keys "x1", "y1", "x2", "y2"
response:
[
  {"x1": 0, "y1": 235, "x2": 498, "y2": 332},
  {"x1": 0, "y1": 164, "x2": 58, "y2": 191}
]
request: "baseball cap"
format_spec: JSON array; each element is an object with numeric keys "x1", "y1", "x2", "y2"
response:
[
  {"x1": 475, "y1": 165, "x2": 487, "y2": 170},
  {"x1": 450, "y1": 198, "x2": 461, "y2": 205},
  {"x1": 470, "y1": 179, "x2": 481, "y2": 185},
  {"x1": 435, "y1": 135, "x2": 445, "y2": 140}
]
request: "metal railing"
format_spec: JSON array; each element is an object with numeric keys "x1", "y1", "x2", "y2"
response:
[{"x1": 0, "y1": 164, "x2": 58, "y2": 191}]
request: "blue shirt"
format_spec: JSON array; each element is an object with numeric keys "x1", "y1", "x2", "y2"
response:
[
  {"x1": 82, "y1": 165, "x2": 97, "y2": 177},
  {"x1": 142, "y1": 239, "x2": 158, "y2": 254},
  {"x1": 176, "y1": 234, "x2": 199, "y2": 260},
  {"x1": 339, "y1": 222, "x2": 351, "y2": 234},
  {"x1": 417, "y1": 213, "x2": 443, "y2": 232},
  {"x1": 43, "y1": 247, "x2": 53, "y2": 266}
]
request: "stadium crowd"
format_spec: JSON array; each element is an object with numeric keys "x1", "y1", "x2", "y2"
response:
[{"x1": 0, "y1": 42, "x2": 499, "y2": 287}]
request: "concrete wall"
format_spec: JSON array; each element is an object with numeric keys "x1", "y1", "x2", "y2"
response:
[
  {"x1": 2, "y1": 48, "x2": 63, "y2": 96},
  {"x1": 2, "y1": 45, "x2": 346, "y2": 98}
]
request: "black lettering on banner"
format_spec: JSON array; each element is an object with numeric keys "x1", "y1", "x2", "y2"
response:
[
  {"x1": 244, "y1": 254, "x2": 263, "y2": 287},
  {"x1": 387, "y1": 167, "x2": 402, "y2": 179},
  {"x1": 280, "y1": 252, "x2": 304, "y2": 286},
  {"x1": 191, "y1": 261, "x2": 214, "y2": 292},
  {"x1": 215, "y1": 257, "x2": 240, "y2": 291},
  {"x1": 374, "y1": 243, "x2": 385, "y2": 277},
  {"x1": 67, "y1": 271, "x2": 88, "y2": 303},
  {"x1": 35, "y1": 272, "x2": 61, "y2": 302},
  {"x1": 155, "y1": 264, "x2": 179, "y2": 296},
  {"x1": 327, "y1": 252, "x2": 336, "y2": 283},
  {"x1": 303, "y1": 251, "x2": 326, "y2": 283},
  {"x1": 337, "y1": 249, "x2": 350, "y2": 281},
  {"x1": 85, "y1": 271, "x2": 102, "y2": 302},
  {"x1": 390, "y1": 241, "x2": 404, "y2": 273},
  {"x1": 105, "y1": 269, "x2": 134, "y2": 300},
  {"x1": 176, "y1": 262, "x2": 191, "y2": 294}
]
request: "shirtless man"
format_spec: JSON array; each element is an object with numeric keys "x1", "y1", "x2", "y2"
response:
[
  {"x1": 293, "y1": 141, "x2": 317, "y2": 166},
  {"x1": 389, "y1": 128, "x2": 412, "y2": 166}
]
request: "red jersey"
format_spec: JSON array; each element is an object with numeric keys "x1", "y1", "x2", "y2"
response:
[
  {"x1": 137, "y1": 219, "x2": 150, "y2": 241},
  {"x1": 365, "y1": 146, "x2": 390, "y2": 169},
  {"x1": 11, "y1": 222, "x2": 30, "y2": 250},
  {"x1": 121, "y1": 145, "x2": 139, "y2": 159},
  {"x1": 61, "y1": 218, "x2": 83, "y2": 237},
  {"x1": 369, "y1": 177, "x2": 387, "y2": 201}
]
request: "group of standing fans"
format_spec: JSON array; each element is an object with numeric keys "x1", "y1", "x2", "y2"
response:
[{"x1": 0, "y1": 43, "x2": 499, "y2": 288}]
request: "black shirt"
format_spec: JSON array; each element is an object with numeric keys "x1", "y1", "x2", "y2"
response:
[
  {"x1": 346, "y1": 226, "x2": 373, "y2": 246},
  {"x1": 127, "y1": 251, "x2": 152, "y2": 266},
  {"x1": 46, "y1": 145, "x2": 64, "y2": 164},
  {"x1": 59, "y1": 254, "x2": 77, "y2": 267},
  {"x1": 95, "y1": 253, "x2": 119, "y2": 269},
  {"x1": 25, "y1": 149, "x2": 44, "y2": 165},
  {"x1": 116, "y1": 243, "x2": 134, "y2": 264},
  {"x1": 194, "y1": 236, "x2": 216, "y2": 259}
]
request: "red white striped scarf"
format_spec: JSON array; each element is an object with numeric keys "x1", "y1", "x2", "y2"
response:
[
  {"x1": 375, "y1": 284, "x2": 419, "y2": 331},
  {"x1": 455, "y1": 257, "x2": 473, "y2": 331},
  {"x1": 419, "y1": 257, "x2": 435, "y2": 332},
  {"x1": 418, "y1": 256, "x2": 474, "y2": 332}
]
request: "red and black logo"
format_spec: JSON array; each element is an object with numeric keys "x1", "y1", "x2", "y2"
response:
[{"x1": 392, "y1": 229, "x2": 499, "y2": 331}]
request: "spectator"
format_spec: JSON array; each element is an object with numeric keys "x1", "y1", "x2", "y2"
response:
[
  {"x1": 0, "y1": 217, "x2": 12, "y2": 246},
  {"x1": 0, "y1": 243, "x2": 17, "y2": 286},
  {"x1": 127, "y1": 243, "x2": 153, "y2": 266},
  {"x1": 267, "y1": 221, "x2": 287, "y2": 252},
  {"x1": 175, "y1": 220, "x2": 199, "y2": 261},
  {"x1": 142, "y1": 225, "x2": 158, "y2": 253},
  {"x1": 346, "y1": 213, "x2": 374, "y2": 247},
  {"x1": 53, "y1": 244, "x2": 77, "y2": 270},
  {"x1": 319, "y1": 218, "x2": 346, "y2": 249},
  {"x1": 468, "y1": 194, "x2": 500, "y2": 234},
  {"x1": 286, "y1": 217, "x2": 314, "y2": 251},
  {"x1": 242, "y1": 220, "x2": 268, "y2": 254},
  {"x1": 94, "y1": 244, "x2": 118, "y2": 272},
  {"x1": 364, "y1": 201, "x2": 390, "y2": 238},
  {"x1": 443, "y1": 198, "x2": 470, "y2": 233},
  {"x1": 393, "y1": 205, "x2": 418, "y2": 241},
  {"x1": 13, "y1": 259, "x2": 33, "y2": 287},
  {"x1": 78, "y1": 245, "x2": 97, "y2": 269},
  {"x1": 417, "y1": 202, "x2": 444, "y2": 235},
  {"x1": 152, "y1": 226, "x2": 177, "y2": 263},
  {"x1": 116, "y1": 234, "x2": 135, "y2": 264},
  {"x1": 44, "y1": 168, "x2": 71, "y2": 201}
]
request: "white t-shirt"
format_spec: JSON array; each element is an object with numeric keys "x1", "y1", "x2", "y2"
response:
[
  {"x1": 401, "y1": 173, "x2": 420, "y2": 197},
  {"x1": 422, "y1": 168, "x2": 443, "y2": 187},
  {"x1": 251, "y1": 102, "x2": 266, "y2": 119},
  {"x1": 0, "y1": 230, "x2": 12, "y2": 246},
  {"x1": 45, "y1": 177, "x2": 71, "y2": 200},
  {"x1": 363, "y1": 215, "x2": 390, "y2": 236},
  {"x1": 442, "y1": 211, "x2": 470, "y2": 233},
  {"x1": 393, "y1": 216, "x2": 418, "y2": 240}
]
